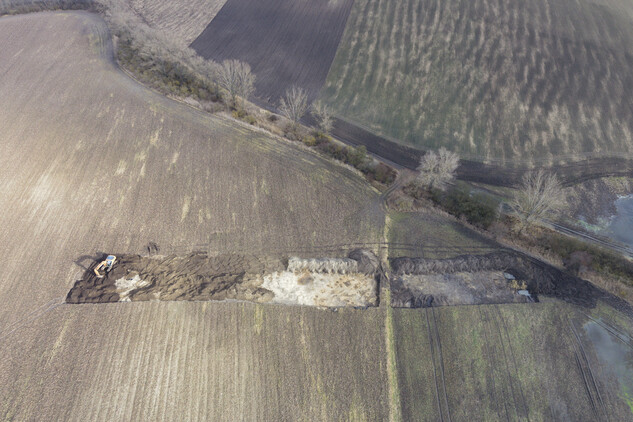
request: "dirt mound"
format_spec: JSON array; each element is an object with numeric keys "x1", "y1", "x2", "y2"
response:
[
  {"x1": 390, "y1": 271, "x2": 532, "y2": 308},
  {"x1": 66, "y1": 253, "x2": 284, "y2": 304},
  {"x1": 390, "y1": 251, "x2": 629, "y2": 309},
  {"x1": 67, "y1": 251, "x2": 381, "y2": 307},
  {"x1": 348, "y1": 249, "x2": 380, "y2": 275}
]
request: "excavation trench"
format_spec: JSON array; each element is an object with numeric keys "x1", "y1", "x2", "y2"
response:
[
  {"x1": 67, "y1": 250, "x2": 628, "y2": 310},
  {"x1": 66, "y1": 250, "x2": 381, "y2": 307}
]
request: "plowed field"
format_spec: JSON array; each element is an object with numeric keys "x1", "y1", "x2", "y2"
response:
[{"x1": 190, "y1": 0, "x2": 355, "y2": 104}]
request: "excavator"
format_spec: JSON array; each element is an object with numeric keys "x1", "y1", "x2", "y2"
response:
[{"x1": 94, "y1": 255, "x2": 117, "y2": 278}]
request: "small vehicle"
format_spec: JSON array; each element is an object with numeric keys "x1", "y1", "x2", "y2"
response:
[{"x1": 94, "y1": 255, "x2": 117, "y2": 278}]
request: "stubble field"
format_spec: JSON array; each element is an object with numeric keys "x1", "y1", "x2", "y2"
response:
[
  {"x1": 125, "y1": 0, "x2": 228, "y2": 45},
  {"x1": 320, "y1": 0, "x2": 633, "y2": 164}
]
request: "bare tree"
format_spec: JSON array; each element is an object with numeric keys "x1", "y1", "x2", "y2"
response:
[
  {"x1": 311, "y1": 100, "x2": 333, "y2": 134},
  {"x1": 416, "y1": 147, "x2": 459, "y2": 191},
  {"x1": 216, "y1": 59, "x2": 255, "y2": 108},
  {"x1": 510, "y1": 169, "x2": 564, "y2": 234},
  {"x1": 279, "y1": 86, "x2": 308, "y2": 126}
]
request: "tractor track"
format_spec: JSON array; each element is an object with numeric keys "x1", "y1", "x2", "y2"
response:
[
  {"x1": 568, "y1": 318, "x2": 608, "y2": 421},
  {"x1": 543, "y1": 220, "x2": 633, "y2": 258},
  {"x1": 581, "y1": 313, "x2": 633, "y2": 350},
  {"x1": 0, "y1": 297, "x2": 65, "y2": 342},
  {"x1": 478, "y1": 307, "x2": 511, "y2": 422},
  {"x1": 425, "y1": 308, "x2": 447, "y2": 422},
  {"x1": 493, "y1": 307, "x2": 531, "y2": 422},
  {"x1": 431, "y1": 307, "x2": 452, "y2": 422},
  {"x1": 491, "y1": 306, "x2": 531, "y2": 421}
]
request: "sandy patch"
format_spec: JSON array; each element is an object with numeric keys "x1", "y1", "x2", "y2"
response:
[{"x1": 262, "y1": 271, "x2": 377, "y2": 307}]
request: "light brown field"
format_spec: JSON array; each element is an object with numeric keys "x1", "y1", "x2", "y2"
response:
[
  {"x1": 2, "y1": 11, "x2": 633, "y2": 422},
  {"x1": 125, "y1": 0, "x2": 228, "y2": 45},
  {"x1": 0, "y1": 11, "x2": 389, "y2": 420}
]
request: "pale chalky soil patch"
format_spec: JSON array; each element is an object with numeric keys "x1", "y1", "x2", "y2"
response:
[{"x1": 262, "y1": 271, "x2": 377, "y2": 307}]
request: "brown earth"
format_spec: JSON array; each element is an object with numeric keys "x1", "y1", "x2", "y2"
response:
[
  {"x1": 190, "y1": 0, "x2": 355, "y2": 104},
  {"x1": 66, "y1": 253, "x2": 283, "y2": 303},
  {"x1": 0, "y1": 12, "x2": 389, "y2": 420},
  {"x1": 2, "y1": 10, "x2": 633, "y2": 422}
]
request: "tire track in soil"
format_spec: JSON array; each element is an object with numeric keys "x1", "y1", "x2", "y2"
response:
[
  {"x1": 477, "y1": 306, "x2": 511, "y2": 421},
  {"x1": 431, "y1": 307, "x2": 452, "y2": 422},
  {"x1": 424, "y1": 308, "x2": 449, "y2": 422},
  {"x1": 158, "y1": 240, "x2": 494, "y2": 258},
  {"x1": 567, "y1": 317, "x2": 608, "y2": 422},
  {"x1": 0, "y1": 297, "x2": 65, "y2": 341},
  {"x1": 493, "y1": 306, "x2": 531, "y2": 422},
  {"x1": 581, "y1": 313, "x2": 633, "y2": 350}
]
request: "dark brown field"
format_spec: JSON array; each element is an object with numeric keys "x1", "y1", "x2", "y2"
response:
[{"x1": 190, "y1": 0, "x2": 355, "y2": 104}]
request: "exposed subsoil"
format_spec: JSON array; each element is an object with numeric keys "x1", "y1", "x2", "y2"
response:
[
  {"x1": 66, "y1": 247, "x2": 633, "y2": 313},
  {"x1": 390, "y1": 251, "x2": 633, "y2": 312},
  {"x1": 391, "y1": 271, "x2": 531, "y2": 308},
  {"x1": 67, "y1": 252, "x2": 284, "y2": 304},
  {"x1": 190, "y1": 0, "x2": 355, "y2": 104},
  {"x1": 66, "y1": 250, "x2": 381, "y2": 307}
]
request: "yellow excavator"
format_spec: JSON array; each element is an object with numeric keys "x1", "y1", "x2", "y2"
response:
[{"x1": 94, "y1": 255, "x2": 117, "y2": 278}]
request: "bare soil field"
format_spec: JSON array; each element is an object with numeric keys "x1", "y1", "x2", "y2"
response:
[
  {"x1": 320, "y1": 0, "x2": 633, "y2": 164},
  {"x1": 190, "y1": 0, "x2": 355, "y2": 104},
  {"x1": 126, "y1": 0, "x2": 228, "y2": 45},
  {"x1": 0, "y1": 11, "x2": 389, "y2": 420},
  {"x1": 2, "y1": 10, "x2": 633, "y2": 422}
]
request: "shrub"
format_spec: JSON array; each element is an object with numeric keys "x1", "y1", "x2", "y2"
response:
[
  {"x1": 372, "y1": 163, "x2": 397, "y2": 185},
  {"x1": 538, "y1": 232, "x2": 633, "y2": 285},
  {"x1": 440, "y1": 187, "x2": 498, "y2": 229},
  {"x1": 302, "y1": 135, "x2": 317, "y2": 147},
  {"x1": 347, "y1": 145, "x2": 368, "y2": 167}
]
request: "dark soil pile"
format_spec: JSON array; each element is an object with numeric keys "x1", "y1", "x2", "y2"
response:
[
  {"x1": 66, "y1": 252, "x2": 284, "y2": 304},
  {"x1": 390, "y1": 251, "x2": 629, "y2": 309}
]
